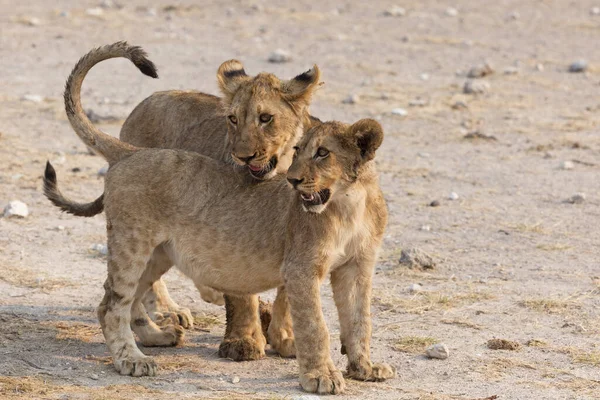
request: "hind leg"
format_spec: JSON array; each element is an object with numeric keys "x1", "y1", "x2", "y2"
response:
[
  {"x1": 130, "y1": 255, "x2": 185, "y2": 347},
  {"x1": 141, "y1": 246, "x2": 194, "y2": 328},
  {"x1": 97, "y1": 232, "x2": 157, "y2": 377},
  {"x1": 267, "y1": 286, "x2": 296, "y2": 357},
  {"x1": 218, "y1": 294, "x2": 266, "y2": 361}
]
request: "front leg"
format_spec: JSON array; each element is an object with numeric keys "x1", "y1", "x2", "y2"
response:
[
  {"x1": 283, "y1": 265, "x2": 345, "y2": 395},
  {"x1": 330, "y1": 256, "x2": 395, "y2": 382},
  {"x1": 267, "y1": 286, "x2": 296, "y2": 357},
  {"x1": 218, "y1": 294, "x2": 266, "y2": 361}
]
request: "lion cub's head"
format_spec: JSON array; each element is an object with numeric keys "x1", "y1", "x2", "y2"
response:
[
  {"x1": 286, "y1": 119, "x2": 383, "y2": 213},
  {"x1": 217, "y1": 60, "x2": 322, "y2": 180}
]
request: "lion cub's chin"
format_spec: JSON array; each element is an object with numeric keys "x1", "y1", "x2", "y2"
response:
[{"x1": 299, "y1": 188, "x2": 332, "y2": 214}]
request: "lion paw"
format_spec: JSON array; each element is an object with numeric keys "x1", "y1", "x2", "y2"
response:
[
  {"x1": 300, "y1": 366, "x2": 345, "y2": 394},
  {"x1": 218, "y1": 336, "x2": 266, "y2": 361},
  {"x1": 152, "y1": 308, "x2": 193, "y2": 329},
  {"x1": 115, "y1": 356, "x2": 157, "y2": 377},
  {"x1": 347, "y1": 361, "x2": 396, "y2": 382},
  {"x1": 269, "y1": 333, "x2": 296, "y2": 358}
]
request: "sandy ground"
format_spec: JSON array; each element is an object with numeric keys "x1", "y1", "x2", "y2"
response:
[{"x1": 1, "y1": 0, "x2": 599, "y2": 399}]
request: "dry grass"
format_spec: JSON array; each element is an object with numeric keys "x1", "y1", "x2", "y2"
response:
[
  {"x1": 43, "y1": 321, "x2": 103, "y2": 343},
  {"x1": 526, "y1": 339, "x2": 548, "y2": 347},
  {"x1": 441, "y1": 318, "x2": 482, "y2": 330},
  {"x1": 374, "y1": 290, "x2": 495, "y2": 314},
  {"x1": 0, "y1": 264, "x2": 73, "y2": 291},
  {"x1": 193, "y1": 313, "x2": 223, "y2": 331},
  {"x1": 511, "y1": 222, "x2": 547, "y2": 234},
  {"x1": 536, "y1": 243, "x2": 572, "y2": 251},
  {"x1": 393, "y1": 336, "x2": 437, "y2": 353},
  {"x1": 557, "y1": 346, "x2": 600, "y2": 366},
  {"x1": 519, "y1": 298, "x2": 580, "y2": 314}
]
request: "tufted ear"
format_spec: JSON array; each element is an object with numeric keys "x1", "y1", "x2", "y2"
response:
[
  {"x1": 217, "y1": 59, "x2": 250, "y2": 97},
  {"x1": 347, "y1": 118, "x2": 384, "y2": 162},
  {"x1": 281, "y1": 65, "x2": 322, "y2": 106}
]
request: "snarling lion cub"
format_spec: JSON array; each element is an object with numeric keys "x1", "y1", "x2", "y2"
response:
[
  {"x1": 46, "y1": 42, "x2": 322, "y2": 361},
  {"x1": 45, "y1": 54, "x2": 395, "y2": 395}
]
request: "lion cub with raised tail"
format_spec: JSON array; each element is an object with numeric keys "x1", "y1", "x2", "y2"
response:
[{"x1": 45, "y1": 87, "x2": 394, "y2": 392}]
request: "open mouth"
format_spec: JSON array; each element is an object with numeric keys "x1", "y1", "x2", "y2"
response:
[
  {"x1": 248, "y1": 156, "x2": 278, "y2": 179},
  {"x1": 299, "y1": 189, "x2": 331, "y2": 207}
]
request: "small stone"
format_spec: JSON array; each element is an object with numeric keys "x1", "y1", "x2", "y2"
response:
[
  {"x1": 464, "y1": 80, "x2": 490, "y2": 94},
  {"x1": 508, "y1": 11, "x2": 520, "y2": 20},
  {"x1": 503, "y1": 66, "x2": 519, "y2": 75},
  {"x1": 100, "y1": 0, "x2": 115, "y2": 8},
  {"x1": 3, "y1": 201, "x2": 29, "y2": 218},
  {"x1": 399, "y1": 248, "x2": 436, "y2": 269},
  {"x1": 268, "y1": 49, "x2": 292, "y2": 63},
  {"x1": 569, "y1": 60, "x2": 587, "y2": 73},
  {"x1": 89, "y1": 374, "x2": 99, "y2": 380},
  {"x1": 57, "y1": 225, "x2": 65, "y2": 231},
  {"x1": 591, "y1": 7, "x2": 600, "y2": 15},
  {"x1": 98, "y1": 165, "x2": 109, "y2": 176},
  {"x1": 52, "y1": 152, "x2": 67, "y2": 165},
  {"x1": 560, "y1": 160, "x2": 574, "y2": 170},
  {"x1": 91, "y1": 244, "x2": 108, "y2": 256},
  {"x1": 487, "y1": 338, "x2": 521, "y2": 351},
  {"x1": 420, "y1": 225, "x2": 431, "y2": 231},
  {"x1": 448, "y1": 192, "x2": 459, "y2": 200},
  {"x1": 464, "y1": 130, "x2": 497, "y2": 141},
  {"x1": 452, "y1": 101, "x2": 468, "y2": 110},
  {"x1": 21, "y1": 94, "x2": 44, "y2": 103},
  {"x1": 536, "y1": 63, "x2": 544, "y2": 72},
  {"x1": 426, "y1": 343, "x2": 449, "y2": 359},
  {"x1": 445, "y1": 7, "x2": 458, "y2": 17},
  {"x1": 391, "y1": 108, "x2": 408, "y2": 117},
  {"x1": 567, "y1": 193, "x2": 586, "y2": 204},
  {"x1": 19, "y1": 16, "x2": 41, "y2": 26},
  {"x1": 429, "y1": 200, "x2": 440, "y2": 207},
  {"x1": 417, "y1": 152, "x2": 430, "y2": 158},
  {"x1": 419, "y1": 73, "x2": 430, "y2": 81},
  {"x1": 86, "y1": 7, "x2": 104, "y2": 16},
  {"x1": 408, "y1": 283, "x2": 422, "y2": 293},
  {"x1": 467, "y1": 63, "x2": 494, "y2": 78},
  {"x1": 146, "y1": 8, "x2": 157, "y2": 16},
  {"x1": 383, "y1": 6, "x2": 406, "y2": 17},
  {"x1": 342, "y1": 94, "x2": 360, "y2": 104},
  {"x1": 71, "y1": 167, "x2": 81, "y2": 173},
  {"x1": 231, "y1": 376, "x2": 240, "y2": 384},
  {"x1": 292, "y1": 395, "x2": 321, "y2": 400}
]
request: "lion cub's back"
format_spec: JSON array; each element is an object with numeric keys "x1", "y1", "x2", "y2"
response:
[{"x1": 120, "y1": 90, "x2": 221, "y2": 149}]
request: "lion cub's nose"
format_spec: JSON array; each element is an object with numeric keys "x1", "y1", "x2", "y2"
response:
[
  {"x1": 287, "y1": 177, "x2": 304, "y2": 188},
  {"x1": 235, "y1": 153, "x2": 257, "y2": 164}
]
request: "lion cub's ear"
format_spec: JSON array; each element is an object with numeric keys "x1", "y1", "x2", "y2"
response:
[
  {"x1": 348, "y1": 118, "x2": 384, "y2": 162},
  {"x1": 281, "y1": 65, "x2": 322, "y2": 107},
  {"x1": 217, "y1": 60, "x2": 250, "y2": 98}
]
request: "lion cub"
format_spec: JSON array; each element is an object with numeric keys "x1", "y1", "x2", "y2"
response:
[{"x1": 46, "y1": 72, "x2": 395, "y2": 392}]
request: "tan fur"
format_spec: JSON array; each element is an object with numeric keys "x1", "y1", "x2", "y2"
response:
[
  {"x1": 51, "y1": 43, "x2": 323, "y2": 359},
  {"x1": 49, "y1": 74, "x2": 395, "y2": 392}
]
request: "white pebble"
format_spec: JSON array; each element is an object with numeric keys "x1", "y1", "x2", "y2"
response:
[
  {"x1": 21, "y1": 94, "x2": 44, "y2": 103},
  {"x1": 567, "y1": 193, "x2": 586, "y2": 204},
  {"x1": 56, "y1": 225, "x2": 65, "y2": 231},
  {"x1": 417, "y1": 152, "x2": 430, "y2": 158},
  {"x1": 384, "y1": 6, "x2": 406, "y2": 17},
  {"x1": 89, "y1": 373, "x2": 99, "y2": 380},
  {"x1": 408, "y1": 283, "x2": 423, "y2": 293},
  {"x1": 591, "y1": 7, "x2": 600, "y2": 15},
  {"x1": 231, "y1": 376, "x2": 240, "y2": 384},
  {"x1": 503, "y1": 66, "x2": 519, "y2": 75},
  {"x1": 463, "y1": 80, "x2": 490, "y2": 94},
  {"x1": 91, "y1": 244, "x2": 108, "y2": 256},
  {"x1": 86, "y1": 7, "x2": 104, "y2": 16},
  {"x1": 467, "y1": 63, "x2": 494, "y2": 78},
  {"x1": 19, "y1": 16, "x2": 41, "y2": 26},
  {"x1": 419, "y1": 73, "x2": 430, "y2": 81},
  {"x1": 268, "y1": 49, "x2": 292, "y2": 63},
  {"x1": 426, "y1": 343, "x2": 449, "y2": 360},
  {"x1": 445, "y1": 7, "x2": 458, "y2": 17},
  {"x1": 342, "y1": 94, "x2": 360, "y2": 104},
  {"x1": 98, "y1": 165, "x2": 109, "y2": 176},
  {"x1": 536, "y1": 63, "x2": 544, "y2": 72},
  {"x1": 292, "y1": 396, "x2": 321, "y2": 400},
  {"x1": 420, "y1": 225, "x2": 431, "y2": 231},
  {"x1": 448, "y1": 192, "x2": 459, "y2": 200},
  {"x1": 3, "y1": 201, "x2": 29, "y2": 218},
  {"x1": 508, "y1": 11, "x2": 520, "y2": 20},
  {"x1": 391, "y1": 108, "x2": 408, "y2": 117},
  {"x1": 560, "y1": 160, "x2": 574, "y2": 170}
]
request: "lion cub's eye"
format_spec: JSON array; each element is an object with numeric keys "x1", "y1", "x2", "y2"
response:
[
  {"x1": 315, "y1": 147, "x2": 329, "y2": 159},
  {"x1": 228, "y1": 115, "x2": 238, "y2": 125},
  {"x1": 259, "y1": 114, "x2": 273, "y2": 124}
]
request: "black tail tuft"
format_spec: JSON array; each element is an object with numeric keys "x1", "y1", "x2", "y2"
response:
[{"x1": 128, "y1": 45, "x2": 159, "y2": 79}]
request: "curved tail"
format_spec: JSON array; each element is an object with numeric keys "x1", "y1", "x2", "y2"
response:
[
  {"x1": 64, "y1": 41, "x2": 158, "y2": 165},
  {"x1": 43, "y1": 162, "x2": 104, "y2": 217}
]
